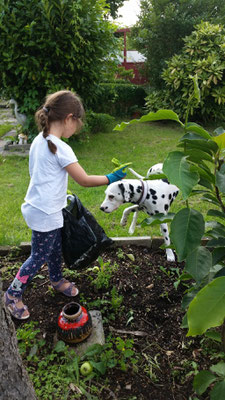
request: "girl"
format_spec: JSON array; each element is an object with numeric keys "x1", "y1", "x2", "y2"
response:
[{"x1": 4, "y1": 90, "x2": 126, "y2": 320}]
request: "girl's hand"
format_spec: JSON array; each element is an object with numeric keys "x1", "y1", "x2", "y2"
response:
[{"x1": 106, "y1": 166, "x2": 127, "y2": 184}]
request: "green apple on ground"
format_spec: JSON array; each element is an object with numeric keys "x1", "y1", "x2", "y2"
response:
[{"x1": 80, "y1": 361, "x2": 93, "y2": 376}]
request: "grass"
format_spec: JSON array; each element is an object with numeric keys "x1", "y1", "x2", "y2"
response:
[
  {"x1": 0, "y1": 123, "x2": 13, "y2": 138},
  {"x1": 0, "y1": 120, "x2": 211, "y2": 246}
]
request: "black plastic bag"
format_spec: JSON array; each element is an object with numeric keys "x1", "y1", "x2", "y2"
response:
[{"x1": 61, "y1": 194, "x2": 113, "y2": 269}]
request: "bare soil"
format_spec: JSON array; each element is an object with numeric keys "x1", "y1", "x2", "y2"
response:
[{"x1": 1, "y1": 245, "x2": 213, "y2": 400}]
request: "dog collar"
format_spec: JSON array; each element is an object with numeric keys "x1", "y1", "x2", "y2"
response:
[{"x1": 137, "y1": 180, "x2": 148, "y2": 205}]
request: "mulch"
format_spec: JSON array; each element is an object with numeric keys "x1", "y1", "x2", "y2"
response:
[{"x1": 1, "y1": 244, "x2": 214, "y2": 400}]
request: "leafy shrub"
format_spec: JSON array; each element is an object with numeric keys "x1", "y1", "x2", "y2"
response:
[
  {"x1": 161, "y1": 21, "x2": 225, "y2": 122},
  {"x1": 93, "y1": 82, "x2": 147, "y2": 116},
  {"x1": 145, "y1": 88, "x2": 171, "y2": 113},
  {"x1": 84, "y1": 111, "x2": 115, "y2": 134},
  {"x1": 0, "y1": 0, "x2": 118, "y2": 139}
]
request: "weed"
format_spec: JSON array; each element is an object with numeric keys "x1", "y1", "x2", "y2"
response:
[
  {"x1": 142, "y1": 353, "x2": 161, "y2": 382},
  {"x1": 126, "y1": 310, "x2": 134, "y2": 326},
  {"x1": 110, "y1": 286, "x2": 123, "y2": 312},
  {"x1": 1, "y1": 261, "x2": 20, "y2": 280},
  {"x1": 91, "y1": 256, "x2": 118, "y2": 290},
  {"x1": 116, "y1": 247, "x2": 125, "y2": 260}
]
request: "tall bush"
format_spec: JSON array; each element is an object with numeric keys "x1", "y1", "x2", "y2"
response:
[
  {"x1": 162, "y1": 21, "x2": 225, "y2": 122},
  {"x1": 145, "y1": 22, "x2": 225, "y2": 123},
  {"x1": 0, "y1": 0, "x2": 118, "y2": 138},
  {"x1": 93, "y1": 83, "x2": 147, "y2": 116}
]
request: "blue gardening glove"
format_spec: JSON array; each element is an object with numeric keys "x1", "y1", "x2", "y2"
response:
[{"x1": 106, "y1": 166, "x2": 127, "y2": 184}]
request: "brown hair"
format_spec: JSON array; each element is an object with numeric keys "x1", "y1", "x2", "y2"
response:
[{"x1": 35, "y1": 90, "x2": 85, "y2": 154}]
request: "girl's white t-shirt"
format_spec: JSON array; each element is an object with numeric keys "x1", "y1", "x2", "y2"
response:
[{"x1": 22, "y1": 132, "x2": 78, "y2": 232}]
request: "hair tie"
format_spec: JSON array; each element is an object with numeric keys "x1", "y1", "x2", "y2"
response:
[{"x1": 43, "y1": 106, "x2": 49, "y2": 113}]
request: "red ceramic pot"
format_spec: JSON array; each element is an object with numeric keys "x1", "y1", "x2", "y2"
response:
[{"x1": 57, "y1": 302, "x2": 92, "y2": 344}]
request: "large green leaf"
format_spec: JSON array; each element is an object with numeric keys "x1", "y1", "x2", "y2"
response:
[
  {"x1": 163, "y1": 151, "x2": 199, "y2": 199},
  {"x1": 212, "y1": 248, "x2": 225, "y2": 266},
  {"x1": 187, "y1": 276, "x2": 225, "y2": 336},
  {"x1": 178, "y1": 138, "x2": 217, "y2": 155},
  {"x1": 213, "y1": 132, "x2": 225, "y2": 150},
  {"x1": 141, "y1": 213, "x2": 175, "y2": 227},
  {"x1": 216, "y1": 164, "x2": 225, "y2": 193},
  {"x1": 185, "y1": 122, "x2": 212, "y2": 140},
  {"x1": 210, "y1": 362, "x2": 225, "y2": 377},
  {"x1": 207, "y1": 209, "x2": 225, "y2": 218},
  {"x1": 207, "y1": 238, "x2": 225, "y2": 248},
  {"x1": 113, "y1": 109, "x2": 184, "y2": 131},
  {"x1": 170, "y1": 208, "x2": 205, "y2": 261},
  {"x1": 210, "y1": 380, "x2": 225, "y2": 400},
  {"x1": 193, "y1": 370, "x2": 217, "y2": 395},
  {"x1": 185, "y1": 246, "x2": 212, "y2": 284},
  {"x1": 185, "y1": 149, "x2": 214, "y2": 163}
]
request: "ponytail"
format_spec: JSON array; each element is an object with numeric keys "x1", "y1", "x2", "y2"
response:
[
  {"x1": 35, "y1": 107, "x2": 57, "y2": 154},
  {"x1": 35, "y1": 90, "x2": 84, "y2": 155}
]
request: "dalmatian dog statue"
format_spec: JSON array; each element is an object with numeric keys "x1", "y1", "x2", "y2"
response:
[{"x1": 100, "y1": 164, "x2": 179, "y2": 262}]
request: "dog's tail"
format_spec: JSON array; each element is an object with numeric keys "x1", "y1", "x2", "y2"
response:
[{"x1": 128, "y1": 168, "x2": 144, "y2": 179}]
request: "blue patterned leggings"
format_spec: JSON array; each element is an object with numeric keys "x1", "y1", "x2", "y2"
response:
[{"x1": 8, "y1": 228, "x2": 62, "y2": 298}]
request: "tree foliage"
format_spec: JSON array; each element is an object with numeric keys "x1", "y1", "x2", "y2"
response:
[
  {"x1": 105, "y1": 0, "x2": 126, "y2": 18},
  {"x1": 132, "y1": 0, "x2": 225, "y2": 88},
  {"x1": 0, "y1": 0, "x2": 118, "y2": 137}
]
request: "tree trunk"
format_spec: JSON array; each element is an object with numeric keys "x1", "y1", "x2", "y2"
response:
[{"x1": 0, "y1": 281, "x2": 37, "y2": 400}]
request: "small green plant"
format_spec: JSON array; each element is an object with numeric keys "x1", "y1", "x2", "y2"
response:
[
  {"x1": 110, "y1": 286, "x2": 123, "y2": 312},
  {"x1": 92, "y1": 256, "x2": 118, "y2": 290},
  {"x1": 193, "y1": 361, "x2": 225, "y2": 398}
]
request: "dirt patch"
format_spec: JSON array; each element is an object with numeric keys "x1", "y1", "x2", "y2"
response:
[{"x1": 1, "y1": 245, "x2": 213, "y2": 399}]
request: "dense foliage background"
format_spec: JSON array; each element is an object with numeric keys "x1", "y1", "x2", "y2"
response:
[
  {"x1": 132, "y1": 0, "x2": 225, "y2": 89},
  {"x1": 0, "y1": 0, "x2": 119, "y2": 136},
  {"x1": 146, "y1": 21, "x2": 225, "y2": 122}
]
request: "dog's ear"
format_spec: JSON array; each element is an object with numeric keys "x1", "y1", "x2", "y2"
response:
[{"x1": 118, "y1": 182, "x2": 130, "y2": 202}]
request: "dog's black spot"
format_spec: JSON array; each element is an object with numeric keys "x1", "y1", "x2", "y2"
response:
[
  {"x1": 118, "y1": 183, "x2": 125, "y2": 195},
  {"x1": 161, "y1": 194, "x2": 165, "y2": 198},
  {"x1": 163, "y1": 229, "x2": 167, "y2": 232},
  {"x1": 170, "y1": 199, "x2": 174, "y2": 205},
  {"x1": 152, "y1": 201, "x2": 157, "y2": 205},
  {"x1": 169, "y1": 194, "x2": 172, "y2": 200},
  {"x1": 136, "y1": 185, "x2": 142, "y2": 193},
  {"x1": 146, "y1": 194, "x2": 150, "y2": 199},
  {"x1": 149, "y1": 168, "x2": 152, "y2": 172},
  {"x1": 155, "y1": 210, "x2": 159, "y2": 214},
  {"x1": 164, "y1": 204, "x2": 169, "y2": 211},
  {"x1": 165, "y1": 237, "x2": 168, "y2": 241},
  {"x1": 129, "y1": 184, "x2": 135, "y2": 198},
  {"x1": 152, "y1": 195, "x2": 158, "y2": 200},
  {"x1": 162, "y1": 179, "x2": 169, "y2": 184},
  {"x1": 150, "y1": 188, "x2": 156, "y2": 195}
]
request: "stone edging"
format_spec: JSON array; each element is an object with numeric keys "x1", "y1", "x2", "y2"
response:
[{"x1": 0, "y1": 237, "x2": 209, "y2": 256}]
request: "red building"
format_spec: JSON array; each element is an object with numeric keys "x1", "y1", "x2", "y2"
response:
[{"x1": 116, "y1": 28, "x2": 148, "y2": 85}]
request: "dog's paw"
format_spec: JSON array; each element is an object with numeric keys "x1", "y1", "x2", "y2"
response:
[
  {"x1": 128, "y1": 226, "x2": 135, "y2": 235},
  {"x1": 120, "y1": 217, "x2": 127, "y2": 227},
  {"x1": 166, "y1": 249, "x2": 175, "y2": 262}
]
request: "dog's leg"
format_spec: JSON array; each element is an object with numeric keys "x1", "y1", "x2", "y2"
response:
[
  {"x1": 128, "y1": 209, "x2": 139, "y2": 235},
  {"x1": 160, "y1": 223, "x2": 175, "y2": 262},
  {"x1": 120, "y1": 205, "x2": 139, "y2": 227}
]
